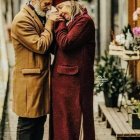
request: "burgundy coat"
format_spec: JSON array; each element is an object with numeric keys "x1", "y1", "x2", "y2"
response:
[{"x1": 51, "y1": 10, "x2": 95, "y2": 140}]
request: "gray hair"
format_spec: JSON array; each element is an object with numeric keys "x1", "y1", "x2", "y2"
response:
[{"x1": 70, "y1": 0, "x2": 84, "y2": 19}]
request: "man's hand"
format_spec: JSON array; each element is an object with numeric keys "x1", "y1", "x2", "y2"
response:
[
  {"x1": 46, "y1": 6, "x2": 64, "y2": 22},
  {"x1": 47, "y1": 12, "x2": 64, "y2": 22},
  {"x1": 45, "y1": 6, "x2": 64, "y2": 31}
]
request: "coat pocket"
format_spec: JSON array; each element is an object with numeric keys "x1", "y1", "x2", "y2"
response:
[
  {"x1": 22, "y1": 68, "x2": 41, "y2": 74},
  {"x1": 57, "y1": 65, "x2": 79, "y2": 75}
]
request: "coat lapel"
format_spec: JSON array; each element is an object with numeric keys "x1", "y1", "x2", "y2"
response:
[{"x1": 23, "y1": 5, "x2": 44, "y2": 32}]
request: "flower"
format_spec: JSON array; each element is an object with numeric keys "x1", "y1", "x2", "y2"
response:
[
  {"x1": 123, "y1": 98, "x2": 140, "y2": 119},
  {"x1": 133, "y1": 27, "x2": 140, "y2": 37},
  {"x1": 131, "y1": 99, "x2": 140, "y2": 118},
  {"x1": 109, "y1": 8, "x2": 140, "y2": 57},
  {"x1": 115, "y1": 34, "x2": 125, "y2": 45},
  {"x1": 112, "y1": 25, "x2": 140, "y2": 51},
  {"x1": 133, "y1": 8, "x2": 140, "y2": 21},
  {"x1": 136, "y1": 8, "x2": 140, "y2": 14},
  {"x1": 125, "y1": 30, "x2": 134, "y2": 49},
  {"x1": 133, "y1": 11, "x2": 138, "y2": 21},
  {"x1": 131, "y1": 97, "x2": 135, "y2": 102}
]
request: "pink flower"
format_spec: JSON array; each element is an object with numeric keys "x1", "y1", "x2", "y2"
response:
[
  {"x1": 133, "y1": 11, "x2": 138, "y2": 21},
  {"x1": 133, "y1": 27, "x2": 140, "y2": 37},
  {"x1": 133, "y1": 8, "x2": 140, "y2": 21},
  {"x1": 136, "y1": 8, "x2": 140, "y2": 14}
]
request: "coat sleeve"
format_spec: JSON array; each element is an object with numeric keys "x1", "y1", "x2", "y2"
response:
[
  {"x1": 11, "y1": 18, "x2": 53, "y2": 54},
  {"x1": 55, "y1": 17, "x2": 92, "y2": 51}
]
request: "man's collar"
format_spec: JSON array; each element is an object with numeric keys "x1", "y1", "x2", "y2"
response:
[
  {"x1": 28, "y1": 1, "x2": 34, "y2": 10},
  {"x1": 23, "y1": 4, "x2": 44, "y2": 31}
]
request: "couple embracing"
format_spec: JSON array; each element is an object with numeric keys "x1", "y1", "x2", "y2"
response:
[{"x1": 11, "y1": 0, "x2": 95, "y2": 139}]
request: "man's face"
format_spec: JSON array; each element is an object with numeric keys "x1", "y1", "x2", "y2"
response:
[
  {"x1": 39, "y1": 0, "x2": 52, "y2": 12},
  {"x1": 34, "y1": 0, "x2": 52, "y2": 17}
]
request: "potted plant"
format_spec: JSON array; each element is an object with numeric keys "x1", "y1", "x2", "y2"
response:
[
  {"x1": 124, "y1": 83, "x2": 140, "y2": 129},
  {"x1": 95, "y1": 51, "x2": 133, "y2": 107},
  {"x1": 131, "y1": 99, "x2": 140, "y2": 129},
  {"x1": 128, "y1": 82, "x2": 140, "y2": 100},
  {"x1": 124, "y1": 97, "x2": 140, "y2": 129}
]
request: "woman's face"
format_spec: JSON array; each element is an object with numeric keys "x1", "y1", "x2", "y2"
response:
[{"x1": 56, "y1": 2, "x2": 72, "y2": 21}]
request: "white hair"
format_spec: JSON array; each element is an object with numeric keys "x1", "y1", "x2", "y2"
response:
[
  {"x1": 70, "y1": 1, "x2": 85, "y2": 21},
  {"x1": 33, "y1": 0, "x2": 46, "y2": 17}
]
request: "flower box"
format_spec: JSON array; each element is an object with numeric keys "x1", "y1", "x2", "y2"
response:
[
  {"x1": 124, "y1": 98, "x2": 140, "y2": 129},
  {"x1": 109, "y1": 44, "x2": 123, "y2": 56},
  {"x1": 122, "y1": 50, "x2": 140, "y2": 60}
]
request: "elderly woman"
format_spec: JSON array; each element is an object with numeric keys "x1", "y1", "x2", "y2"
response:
[{"x1": 50, "y1": 0, "x2": 96, "y2": 139}]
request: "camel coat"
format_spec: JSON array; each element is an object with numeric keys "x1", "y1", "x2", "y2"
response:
[{"x1": 11, "y1": 5, "x2": 53, "y2": 118}]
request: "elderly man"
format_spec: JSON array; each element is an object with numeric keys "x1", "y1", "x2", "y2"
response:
[{"x1": 11, "y1": 0, "x2": 61, "y2": 140}]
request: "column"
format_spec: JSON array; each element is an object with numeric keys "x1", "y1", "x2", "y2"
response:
[{"x1": 100, "y1": 0, "x2": 111, "y2": 55}]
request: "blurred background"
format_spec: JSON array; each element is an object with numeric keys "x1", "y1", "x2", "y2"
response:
[{"x1": 0, "y1": 0, "x2": 138, "y2": 140}]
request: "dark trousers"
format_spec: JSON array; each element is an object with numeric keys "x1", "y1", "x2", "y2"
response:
[{"x1": 17, "y1": 115, "x2": 46, "y2": 140}]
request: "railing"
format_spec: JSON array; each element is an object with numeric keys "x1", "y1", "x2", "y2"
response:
[{"x1": 0, "y1": 0, "x2": 9, "y2": 138}]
